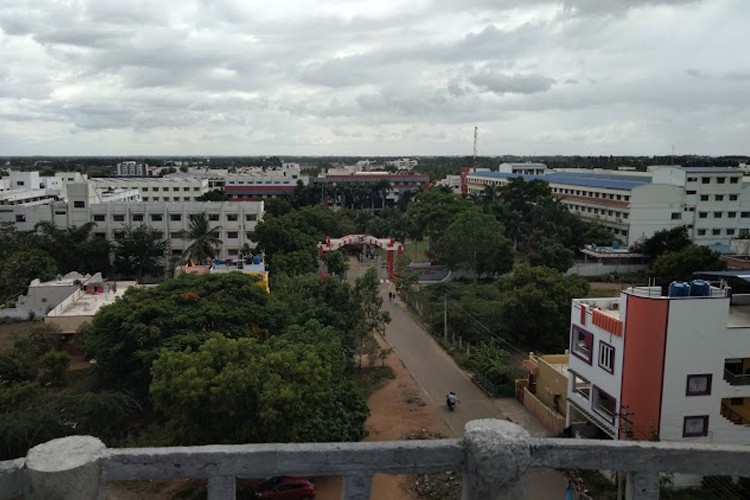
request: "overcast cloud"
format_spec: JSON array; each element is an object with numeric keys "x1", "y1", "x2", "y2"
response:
[{"x1": 0, "y1": 0, "x2": 747, "y2": 156}]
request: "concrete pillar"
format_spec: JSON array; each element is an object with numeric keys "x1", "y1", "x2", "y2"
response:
[
  {"x1": 625, "y1": 470, "x2": 659, "y2": 500},
  {"x1": 461, "y1": 419, "x2": 530, "y2": 500},
  {"x1": 207, "y1": 475, "x2": 236, "y2": 500},
  {"x1": 25, "y1": 435, "x2": 105, "y2": 500},
  {"x1": 342, "y1": 473, "x2": 373, "y2": 500}
]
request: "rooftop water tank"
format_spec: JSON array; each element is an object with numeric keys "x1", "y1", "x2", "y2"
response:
[
  {"x1": 689, "y1": 279, "x2": 711, "y2": 297},
  {"x1": 668, "y1": 281, "x2": 691, "y2": 298},
  {"x1": 612, "y1": 240, "x2": 621, "y2": 250},
  {"x1": 252, "y1": 255, "x2": 261, "y2": 265}
]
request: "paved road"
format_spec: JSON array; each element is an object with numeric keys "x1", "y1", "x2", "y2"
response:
[{"x1": 344, "y1": 258, "x2": 568, "y2": 499}]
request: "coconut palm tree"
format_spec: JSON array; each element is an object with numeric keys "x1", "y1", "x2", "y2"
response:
[{"x1": 183, "y1": 212, "x2": 222, "y2": 264}]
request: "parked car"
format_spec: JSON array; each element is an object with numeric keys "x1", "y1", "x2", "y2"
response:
[{"x1": 254, "y1": 476, "x2": 316, "y2": 499}]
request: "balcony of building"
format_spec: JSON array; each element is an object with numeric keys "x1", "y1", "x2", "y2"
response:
[
  {"x1": 723, "y1": 358, "x2": 750, "y2": 387},
  {"x1": 4, "y1": 419, "x2": 750, "y2": 500},
  {"x1": 721, "y1": 397, "x2": 750, "y2": 426}
]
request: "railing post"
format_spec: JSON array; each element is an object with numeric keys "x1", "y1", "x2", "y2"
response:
[
  {"x1": 207, "y1": 476, "x2": 236, "y2": 500},
  {"x1": 342, "y1": 473, "x2": 373, "y2": 500},
  {"x1": 625, "y1": 470, "x2": 660, "y2": 500},
  {"x1": 461, "y1": 419, "x2": 530, "y2": 500},
  {"x1": 24, "y1": 435, "x2": 106, "y2": 499}
]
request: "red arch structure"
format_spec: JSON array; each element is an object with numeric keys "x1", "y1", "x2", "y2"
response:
[{"x1": 318, "y1": 234, "x2": 404, "y2": 280}]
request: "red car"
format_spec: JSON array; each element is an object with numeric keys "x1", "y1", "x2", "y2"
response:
[{"x1": 254, "y1": 476, "x2": 316, "y2": 500}]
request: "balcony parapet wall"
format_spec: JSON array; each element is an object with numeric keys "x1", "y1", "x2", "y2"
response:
[{"x1": 3, "y1": 419, "x2": 750, "y2": 500}]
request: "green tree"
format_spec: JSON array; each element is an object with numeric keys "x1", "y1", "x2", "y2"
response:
[
  {"x1": 150, "y1": 334, "x2": 333, "y2": 444},
  {"x1": 33, "y1": 222, "x2": 111, "y2": 275},
  {"x1": 195, "y1": 189, "x2": 229, "y2": 202},
  {"x1": 183, "y1": 212, "x2": 222, "y2": 263},
  {"x1": 527, "y1": 241, "x2": 575, "y2": 273},
  {"x1": 407, "y1": 190, "x2": 474, "y2": 244},
  {"x1": 113, "y1": 224, "x2": 168, "y2": 280},
  {"x1": 433, "y1": 209, "x2": 514, "y2": 280},
  {"x1": 0, "y1": 324, "x2": 62, "y2": 383},
  {"x1": 499, "y1": 265, "x2": 590, "y2": 352},
  {"x1": 352, "y1": 267, "x2": 390, "y2": 367},
  {"x1": 79, "y1": 273, "x2": 281, "y2": 394},
  {"x1": 633, "y1": 226, "x2": 691, "y2": 259},
  {"x1": 324, "y1": 250, "x2": 348, "y2": 277},
  {"x1": 0, "y1": 249, "x2": 57, "y2": 298},
  {"x1": 650, "y1": 245, "x2": 726, "y2": 287}
]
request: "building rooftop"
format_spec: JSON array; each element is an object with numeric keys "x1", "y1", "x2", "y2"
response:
[
  {"x1": 682, "y1": 166, "x2": 741, "y2": 174},
  {"x1": 47, "y1": 281, "x2": 137, "y2": 317},
  {"x1": 470, "y1": 171, "x2": 652, "y2": 191},
  {"x1": 29, "y1": 272, "x2": 95, "y2": 288}
]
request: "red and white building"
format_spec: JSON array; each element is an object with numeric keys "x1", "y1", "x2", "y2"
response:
[{"x1": 567, "y1": 279, "x2": 750, "y2": 448}]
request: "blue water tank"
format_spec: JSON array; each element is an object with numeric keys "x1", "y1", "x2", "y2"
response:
[
  {"x1": 668, "y1": 281, "x2": 691, "y2": 297},
  {"x1": 252, "y1": 255, "x2": 261, "y2": 265},
  {"x1": 612, "y1": 240, "x2": 621, "y2": 250},
  {"x1": 689, "y1": 279, "x2": 711, "y2": 297}
]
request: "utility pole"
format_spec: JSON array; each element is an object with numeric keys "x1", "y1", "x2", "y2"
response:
[{"x1": 443, "y1": 295, "x2": 448, "y2": 341}]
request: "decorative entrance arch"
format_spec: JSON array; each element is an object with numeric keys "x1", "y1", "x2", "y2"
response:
[{"x1": 318, "y1": 234, "x2": 404, "y2": 280}]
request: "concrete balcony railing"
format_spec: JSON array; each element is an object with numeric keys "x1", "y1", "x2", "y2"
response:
[{"x1": 2, "y1": 419, "x2": 750, "y2": 500}]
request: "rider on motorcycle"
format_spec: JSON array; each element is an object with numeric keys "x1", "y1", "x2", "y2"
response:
[{"x1": 446, "y1": 391, "x2": 458, "y2": 409}]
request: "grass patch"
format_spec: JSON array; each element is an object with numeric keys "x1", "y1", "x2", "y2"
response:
[
  {"x1": 353, "y1": 365, "x2": 395, "y2": 397},
  {"x1": 404, "y1": 239, "x2": 431, "y2": 262}
]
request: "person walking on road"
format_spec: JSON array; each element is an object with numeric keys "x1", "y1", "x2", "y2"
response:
[{"x1": 565, "y1": 479, "x2": 576, "y2": 500}]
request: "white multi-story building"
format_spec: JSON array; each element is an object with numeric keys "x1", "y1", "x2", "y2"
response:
[
  {"x1": 466, "y1": 165, "x2": 750, "y2": 249},
  {"x1": 89, "y1": 177, "x2": 209, "y2": 202},
  {"x1": 567, "y1": 277, "x2": 750, "y2": 459},
  {"x1": 386, "y1": 158, "x2": 418, "y2": 171},
  {"x1": 116, "y1": 161, "x2": 155, "y2": 177},
  {"x1": 60, "y1": 183, "x2": 263, "y2": 260}
]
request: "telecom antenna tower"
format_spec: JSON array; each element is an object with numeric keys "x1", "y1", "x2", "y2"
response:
[{"x1": 472, "y1": 126, "x2": 478, "y2": 169}]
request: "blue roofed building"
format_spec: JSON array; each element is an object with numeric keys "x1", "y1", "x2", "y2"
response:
[{"x1": 466, "y1": 164, "x2": 750, "y2": 249}]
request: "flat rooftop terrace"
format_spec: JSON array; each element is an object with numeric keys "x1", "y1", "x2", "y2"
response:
[{"x1": 48, "y1": 282, "x2": 137, "y2": 317}]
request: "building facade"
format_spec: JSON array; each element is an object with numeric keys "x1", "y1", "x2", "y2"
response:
[
  {"x1": 89, "y1": 177, "x2": 209, "y2": 202},
  {"x1": 466, "y1": 165, "x2": 750, "y2": 249},
  {"x1": 567, "y1": 282, "x2": 750, "y2": 449}
]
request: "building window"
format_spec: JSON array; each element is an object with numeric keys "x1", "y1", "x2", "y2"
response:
[
  {"x1": 572, "y1": 372, "x2": 591, "y2": 400},
  {"x1": 592, "y1": 386, "x2": 617, "y2": 423},
  {"x1": 698, "y1": 212, "x2": 708, "y2": 219},
  {"x1": 687, "y1": 177, "x2": 697, "y2": 182},
  {"x1": 74, "y1": 201, "x2": 85, "y2": 208},
  {"x1": 730, "y1": 177, "x2": 740, "y2": 184},
  {"x1": 571, "y1": 326, "x2": 593, "y2": 364},
  {"x1": 671, "y1": 213, "x2": 681, "y2": 220},
  {"x1": 728, "y1": 212, "x2": 737, "y2": 218},
  {"x1": 15, "y1": 214, "x2": 26, "y2": 223},
  {"x1": 151, "y1": 214, "x2": 163, "y2": 222},
  {"x1": 717, "y1": 177, "x2": 726, "y2": 184},
  {"x1": 598, "y1": 342, "x2": 615, "y2": 373},
  {"x1": 172, "y1": 249, "x2": 182, "y2": 256},
  {"x1": 142, "y1": 187, "x2": 148, "y2": 192},
  {"x1": 714, "y1": 212, "x2": 722, "y2": 218},
  {"x1": 209, "y1": 214, "x2": 220, "y2": 221},
  {"x1": 683, "y1": 415, "x2": 709, "y2": 437},
  {"x1": 698, "y1": 229, "x2": 706, "y2": 236},
  {"x1": 730, "y1": 194, "x2": 738, "y2": 201},
  {"x1": 700, "y1": 195, "x2": 709, "y2": 201},
  {"x1": 193, "y1": 187, "x2": 200, "y2": 191},
  {"x1": 701, "y1": 177, "x2": 710, "y2": 184},
  {"x1": 742, "y1": 212, "x2": 750, "y2": 218},
  {"x1": 712, "y1": 229, "x2": 721, "y2": 235},
  {"x1": 245, "y1": 214, "x2": 257, "y2": 221},
  {"x1": 686, "y1": 190, "x2": 696, "y2": 195},
  {"x1": 227, "y1": 231, "x2": 239, "y2": 238},
  {"x1": 132, "y1": 214, "x2": 144, "y2": 222},
  {"x1": 226, "y1": 214, "x2": 238, "y2": 221},
  {"x1": 228, "y1": 248, "x2": 239, "y2": 256},
  {"x1": 686, "y1": 374, "x2": 712, "y2": 396},
  {"x1": 94, "y1": 232, "x2": 105, "y2": 239},
  {"x1": 170, "y1": 214, "x2": 182, "y2": 221},
  {"x1": 93, "y1": 215, "x2": 105, "y2": 222},
  {"x1": 162, "y1": 187, "x2": 169, "y2": 192},
  {"x1": 715, "y1": 195, "x2": 724, "y2": 201},
  {"x1": 727, "y1": 229, "x2": 735, "y2": 235},
  {"x1": 173, "y1": 187, "x2": 179, "y2": 192},
  {"x1": 183, "y1": 187, "x2": 190, "y2": 191},
  {"x1": 152, "y1": 197, "x2": 159, "y2": 201}
]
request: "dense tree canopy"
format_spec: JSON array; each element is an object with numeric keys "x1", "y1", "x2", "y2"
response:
[
  {"x1": 650, "y1": 245, "x2": 726, "y2": 287},
  {"x1": 113, "y1": 224, "x2": 168, "y2": 280},
  {"x1": 632, "y1": 226, "x2": 691, "y2": 258},
  {"x1": 433, "y1": 209, "x2": 514, "y2": 280}
]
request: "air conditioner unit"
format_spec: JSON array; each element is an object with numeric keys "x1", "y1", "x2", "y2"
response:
[{"x1": 611, "y1": 302, "x2": 620, "y2": 311}]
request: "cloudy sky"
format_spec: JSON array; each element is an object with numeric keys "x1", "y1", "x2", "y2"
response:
[{"x1": 1, "y1": 0, "x2": 748, "y2": 156}]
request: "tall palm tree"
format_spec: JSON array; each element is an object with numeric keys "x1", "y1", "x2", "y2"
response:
[{"x1": 183, "y1": 212, "x2": 222, "y2": 265}]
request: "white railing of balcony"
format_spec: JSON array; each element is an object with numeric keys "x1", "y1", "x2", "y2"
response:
[{"x1": 2, "y1": 419, "x2": 750, "y2": 500}]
